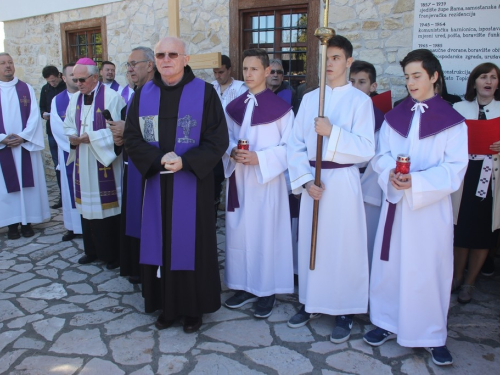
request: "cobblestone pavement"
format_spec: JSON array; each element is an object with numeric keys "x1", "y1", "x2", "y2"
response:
[{"x1": 1, "y1": 180, "x2": 500, "y2": 374}]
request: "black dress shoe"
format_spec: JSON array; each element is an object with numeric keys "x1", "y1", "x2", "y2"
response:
[
  {"x1": 155, "y1": 315, "x2": 175, "y2": 330},
  {"x1": 106, "y1": 260, "x2": 120, "y2": 270},
  {"x1": 7, "y1": 224, "x2": 20, "y2": 240},
  {"x1": 62, "y1": 230, "x2": 75, "y2": 241},
  {"x1": 78, "y1": 254, "x2": 98, "y2": 264},
  {"x1": 128, "y1": 275, "x2": 141, "y2": 284},
  {"x1": 20, "y1": 224, "x2": 34, "y2": 237},
  {"x1": 183, "y1": 316, "x2": 202, "y2": 333},
  {"x1": 51, "y1": 198, "x2": 62, "y2": 209}
]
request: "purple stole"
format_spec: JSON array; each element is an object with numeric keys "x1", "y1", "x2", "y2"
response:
[
  {"x1": 277, "y1": 88, "x2": 292, "y2": 105},
  {"x1": 110, "y1": 80, "x2": 120, "y2": 91},
  {"x1": 225, "y1": 89, "x2": 292, "y2": 212},
  {"x1": 74, "y1": 84, "x2": 119, "y2": 210},
  {"x1": 0, "y1": 80, "x2": 35, "y2": 193},
  {"x1": 55, "y1": 91, "x2": 75, "y2": 209},
  {"x1": 139, "y1": 78, "x2": 205, "y2": 270},
  {"x1": 379, "y1": 95, "x2": 465, "y2": 261},
  {"x1": 374, "y1": 106, "x2": 384, "y2": 133},
  {"x1": 121, "y1": 85, "x2": 131, "y2": 104}
]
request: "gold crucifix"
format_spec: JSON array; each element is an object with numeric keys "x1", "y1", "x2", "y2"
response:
[
  {"x1": 167, "y1": 0, "x2": 221, "y2": 70},
  {"x1": 99, "y1": 166, "x2": 111, "y2": 178},
  {"x1": 20, "y1": 95, "x2": 30, "y2": 107}
]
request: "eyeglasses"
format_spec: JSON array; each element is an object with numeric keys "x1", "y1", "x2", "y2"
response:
[
  {"x1": 155, "y1": 52, "x2": 186, "y2": 60},
  {"x1": 72, "y1": 74, "x2": 93, "y2": 83},
  {"x1": 270, "y1": 70, "x2": 284, "y2": 75},
  {"x1": 125, "y1": 60, "x2": 149, "y2": 68}
]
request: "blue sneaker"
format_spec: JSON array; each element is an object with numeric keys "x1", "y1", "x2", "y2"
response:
[
  {"x1": 363, "y1": 327, "x2": 397, "y2": 346},
  {"x1": 330, "y1": 315, "x2": 353, "y2": 343},
  {"x1": 287, "y1": 305, "x2": 322, "y2": 328},
  {"x1": 426, "y1": 346, "x2": 453, "y2": 366}
]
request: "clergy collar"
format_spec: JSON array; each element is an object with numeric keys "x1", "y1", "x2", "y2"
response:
[
  {"x1": 385, "y1": 94, "x2": 464, "y2": 139},
  {"x1": 0, "y1": 76, "x2": 18, "y2": 87},
  {"x1": 225, "y1": 88, "x2": 292, "y2": 126}
]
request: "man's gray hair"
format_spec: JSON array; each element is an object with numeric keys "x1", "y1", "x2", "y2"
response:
[
  {"x1": 269, "y1": 59, "x2": 283, "y2": 68},
  {"x1": 154, "y1": 37, "x2": 187, "y2": 55},
  {"x1": 0, "y1": 52, "x2": 12, "y2": 58},
  {"x1": 87, "y1": 65, "x2": 99, "y2": 75},
  {"x1": 132, "y1": 46, "x2": 156, "y2": 67}
]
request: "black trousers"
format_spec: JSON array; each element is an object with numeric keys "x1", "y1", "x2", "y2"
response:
[{"x1": 81, "y1": 214, "x2": 121, "y2": 262}]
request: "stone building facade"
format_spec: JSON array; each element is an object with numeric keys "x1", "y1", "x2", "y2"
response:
[{"x1": 2, "y1": 0, "x2": 415, "y2": 176}]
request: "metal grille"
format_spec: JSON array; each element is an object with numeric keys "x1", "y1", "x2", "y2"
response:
[{"x1": 68, "y1": 28, "x2": 103, "y2": 65}]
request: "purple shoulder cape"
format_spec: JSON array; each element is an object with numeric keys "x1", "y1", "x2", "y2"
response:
[
  {"x1": 384, "y1": 94, "x2": 465, "y2": 139},
  {"x1": 225, "y1": 88, "x2": 292, "y2": 126}
]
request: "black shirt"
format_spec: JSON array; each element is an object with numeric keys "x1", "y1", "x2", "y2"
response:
[{"x1": 40, "y1": 79, "x2": 67, "y2": 136}]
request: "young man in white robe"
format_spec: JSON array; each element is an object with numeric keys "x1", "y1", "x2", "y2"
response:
[
  {"x1": 223, "y1": 48, "x2": 294, "y2": 319},
  {"x1": 64, "y1": 57, "x2": 125, "y2": 269},
  {"x1": 0, "y1": 52, "x2": 50, "y2": 239},
  {"x1": 349, "y1": 60, "x2": 385, "y2": 269},
  {"x1": 50, "y1": 63, "x2": 82, "y2": 241},
  {"x1": 286, "y1": 35, "x2": 375, "y2": 343},
  {"x1": 363, "y1": 49, "x2": 468, "y2": 366}
]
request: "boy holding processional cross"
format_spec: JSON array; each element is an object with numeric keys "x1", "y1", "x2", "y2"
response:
[{"x1": 286, "y1": 35, "x2": 375, "y2": 343}]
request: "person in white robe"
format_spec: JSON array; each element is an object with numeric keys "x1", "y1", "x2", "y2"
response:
[
  {"x1": 64, "y1": 57, "x2": 125, "y2": 268},
  {"x1": 50, "y1": 63, "x2": 82, "y2": 241},
  {"x1": 364, "y1": 49, "x2": 468, "y2": 367},
  {"x1": 223, "y1": 48, "x2": 294, "y2": 319},
  {"x1": 349, "y1": 61, "x2": 385, "y2": 270},
  {"x1": 0, "y1": 52, "x2": 50, "y2": 239},
  {"x1": 286, "y1": 36, "x2": 374, "y2": 344}
]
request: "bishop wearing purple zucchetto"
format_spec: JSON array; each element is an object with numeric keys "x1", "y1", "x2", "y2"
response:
[{"x1": 63, "y1": 57, "x2": 126, "y2": 268}]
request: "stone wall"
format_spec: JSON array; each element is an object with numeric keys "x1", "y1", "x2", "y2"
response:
[
  {"x1": 329, "y1": 0, "x2": 414, "y2": 100},
  {"x1": 3, "y1": 0, "x2": 415, "y2": 177}
]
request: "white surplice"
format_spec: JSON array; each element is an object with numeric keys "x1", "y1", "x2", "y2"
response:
[
  {"x1": 50, "y1": 91, "x2": 82, "y2": 234},
  {"x1": 369, "y1": 106, "x2": 468, "y2": 347},
  {"x1": 63, "y1": 84, "x2": 125, "y2": 220},
  {"x1": 0, "y1": 78, "x2": 50, "y2": 227},
  {"x1": 223, "y1": 92, "x2": 294, "y2": 296},
  {"x1": 287, "y1": 83, "x2": 375, "y2": 315}
]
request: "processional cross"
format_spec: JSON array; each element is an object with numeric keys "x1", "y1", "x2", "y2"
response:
[{"x1": 167, "y1": 0, "x2": 221, "y2": 70}]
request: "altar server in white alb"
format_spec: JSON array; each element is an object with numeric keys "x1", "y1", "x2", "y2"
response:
[
  {"x1": 50, "y1": 63, "x2": 82, "y2": 242},
  {"x1": 286, "y1": 35, "x2": 374, "y2": 343},
  {"x1": 364, "y1": 49, "x2": 468, "y2": 366},
  {"x1": 64, "y1": 57, "x2": 125, "y2": 269},
  {"x1": 223, "y1": 48, "x2": 294, "y2": 319},
  {"x1": 0, "y1": 52, "x2": 50, "y2": 239}
]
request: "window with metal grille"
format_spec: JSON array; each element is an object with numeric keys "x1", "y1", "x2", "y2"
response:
[
  {"x1": 229, "y1": 0, "x2": 319, "y2": 91},
  {"x1": 243, "y1": 8, "x2": 307, "y2": 90},
  {"x1": 60, "y1": 18, "x2": 108, "y2": 66},
  {"x1": 68, "y1": 29, "x2": 103, "y2": 65}
]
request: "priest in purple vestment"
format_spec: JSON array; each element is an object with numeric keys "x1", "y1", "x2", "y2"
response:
[{"x1": 123, "y1": 37, "x2": 228, "y2": 334}]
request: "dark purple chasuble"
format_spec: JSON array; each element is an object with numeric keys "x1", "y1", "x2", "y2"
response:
[
  {"x1": 74, "y1": 84, "x2": 119, "y2": 209},
  {"x1": 139, "y1": 78, "x2": 205, "y2": 270},
  {"x1": 0, "y1": 80, "x2": 35, "y2": 193},
  {"x1": 225, "y1": 88, "x2": 292, "y2": 212},
  {"x1": 380, "y1": 94, "x2": 465, "y2": 261},
  {"x1": 55, "y1": 91, "x2": 76, "y2": 209}
]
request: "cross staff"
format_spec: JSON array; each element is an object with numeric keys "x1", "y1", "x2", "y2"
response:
[
  {"x1": 310, "y1": 0, "x2": 335, "y2": 270},
  {"x1": 167, "y1": 0, "x2": 221, "y2": 70}
]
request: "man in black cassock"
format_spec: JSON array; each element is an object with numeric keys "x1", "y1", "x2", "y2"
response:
[{"x1": 123, "y1": 37, "x2": 228, "y2": 333}]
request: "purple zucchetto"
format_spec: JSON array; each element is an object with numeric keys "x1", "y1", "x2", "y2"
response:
[{"x1": 75, "y1": 57, "x2": 96, "y2": 66}]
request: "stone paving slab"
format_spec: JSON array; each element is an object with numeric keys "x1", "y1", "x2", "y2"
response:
[{"x1": 0, "y1": 180, "x2": 500, "y2": 374}]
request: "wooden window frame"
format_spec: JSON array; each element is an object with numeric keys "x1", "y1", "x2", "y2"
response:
[
  {"x1": 229, "y1": 0, "x2": 320, "y2": 89},
  {"x1": 60, "y1": 17, "x2": 108, "y2": 66}
]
